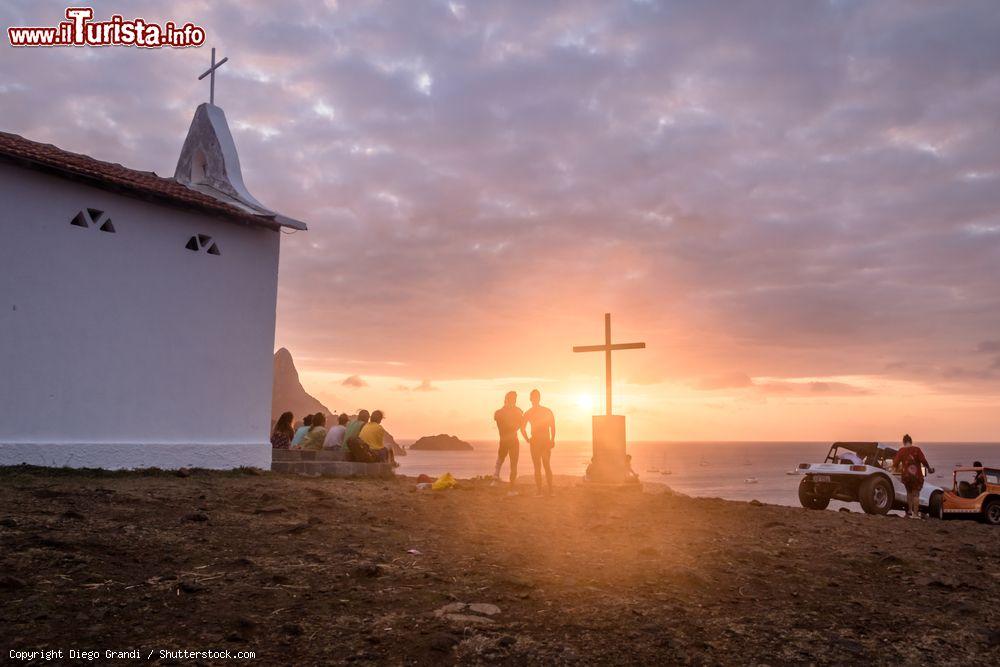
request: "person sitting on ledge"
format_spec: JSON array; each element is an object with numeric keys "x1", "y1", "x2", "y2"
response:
[
  {"x1": 270, "y1": 411, "x2": 294, "y2": 449},
  {"x1": 344, "y1": 410, "x2": 373, "y2": 462},
  {"x1": 323, "y1": 413, "x2": 350, "y2": 450},
  {"x1": 299, "y1": 412, "x2": 328, "y2": 451},
  {"x1": 626, "y1": 454, "x2": 639, "y2": 481},
  {"x1": 360, "y1": 410, "x2": 394, "y2": 464},
  {"x1": 291, "y1": 413, "x2": 313, "y2": 448},
  {"x1": 344, "y1": 410, "x2": 369, "y2": 444}
]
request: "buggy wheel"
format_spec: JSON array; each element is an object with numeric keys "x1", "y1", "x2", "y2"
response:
[
  {"x1": 859, "y1": 476, "x2": 893, "y2": 515},
  {"x1": 984, "y1": 499, "x2": 1000, "y2": 526},
  {"x1": 927, "y1": 491, "x2": 944, "y2": 520},
  {"x1": 798, "y1": 478, "x2": 830, "y2": 510}
]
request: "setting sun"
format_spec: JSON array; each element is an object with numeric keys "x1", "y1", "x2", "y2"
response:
[{"x1": 574, "y1": 393, "x2": 596, "y2": 413}]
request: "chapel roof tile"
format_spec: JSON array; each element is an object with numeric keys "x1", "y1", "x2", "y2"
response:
[{"x1": 0, "y1": 130, "x2": 304, "y2": 230}]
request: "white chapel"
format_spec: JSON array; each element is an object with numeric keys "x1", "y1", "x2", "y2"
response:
[{"x1": 0, "y1": 65, "x2": 306, "y2": 469}]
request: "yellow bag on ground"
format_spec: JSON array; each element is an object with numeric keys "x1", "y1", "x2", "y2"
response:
[{"x1": 431, "y1": 472, "x2": 457, "y2": 491}]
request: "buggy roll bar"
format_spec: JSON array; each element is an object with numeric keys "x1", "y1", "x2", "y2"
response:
[{"x1": 824, "y1": 442, "x2": 898, "y2": 465}]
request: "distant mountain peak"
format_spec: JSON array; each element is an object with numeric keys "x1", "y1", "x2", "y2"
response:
[
  {"x1": 271, "y1": 349, "x2": 407, "y2": 456},
  {"x1": 272, "y1": 348, "x2": 332, "y2": 424}
]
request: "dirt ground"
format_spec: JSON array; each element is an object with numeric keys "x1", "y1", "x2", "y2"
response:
[{"x1": 1, "y1": 466, "x2": 998, "y2": 665}]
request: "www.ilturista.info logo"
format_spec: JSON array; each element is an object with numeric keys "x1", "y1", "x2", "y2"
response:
[{"x1": 7, "y1": 7, "x2": 206, "y2": 48}]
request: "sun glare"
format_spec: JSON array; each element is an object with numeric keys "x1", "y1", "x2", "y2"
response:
[{"x1": 575, "y1": 393, "x2": 596, "y2": 413}]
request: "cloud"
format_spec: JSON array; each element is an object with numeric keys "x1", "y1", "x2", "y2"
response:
[
  {"x1": 4, "y1": 0, "x2": 1000, "y2": 398},
  {"x1": 341, "y1": 375, "x2": 368, "y2": 388},
  {"x1": 755, "y1": 381, "x2": 871, "y2": 397},
  {"x1": 694, "y1": 373, "x2": 754, "y2": 391},
  {"x1": 692, "y1": 372, "x2": 871, "y2": 396},
  {"x1": 413, "y1": 379, "x2": 438, "y2": 392}
]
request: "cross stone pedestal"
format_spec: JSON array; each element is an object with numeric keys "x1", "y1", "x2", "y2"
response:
[
  {"x1": 573, "y1": 313, "x2": 645, "y2": 489},
  {"x1": 586, "y1": 415, "x2": 637, "y2": 486}
]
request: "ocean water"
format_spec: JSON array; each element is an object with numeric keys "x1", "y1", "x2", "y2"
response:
[{"x1": 396, "y1": 441, "x2": 1000, "y2": 508}]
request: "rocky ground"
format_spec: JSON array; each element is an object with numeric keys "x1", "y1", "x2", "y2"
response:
[{"x1": 1, "y1": 466, "x2": 998, "y2": 665}]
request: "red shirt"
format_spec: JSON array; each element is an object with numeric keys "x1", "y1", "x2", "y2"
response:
[{"x1": 893, "y1": 446, "x2": 929, "y2": 482}]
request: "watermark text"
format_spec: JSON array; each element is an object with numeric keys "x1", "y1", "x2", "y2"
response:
[{"x1": 8, "y1": 7, "x2": 206, "y2": 48}]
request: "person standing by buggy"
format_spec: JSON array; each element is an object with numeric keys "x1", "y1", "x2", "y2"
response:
[{"x1": 893, "y1": 434, "x2": 933, "y2": 518}]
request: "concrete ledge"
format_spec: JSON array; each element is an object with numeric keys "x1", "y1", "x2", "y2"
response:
[
  {"x1": 271, "y1": 449, "x2": 349, "y2": 462},
  {"x1": 270, "y1": 449, "x2": 392, "y2": 478}
]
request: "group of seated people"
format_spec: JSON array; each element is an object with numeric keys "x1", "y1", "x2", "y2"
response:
[{"x1": 270, "y1": 409, "x2": 396, "y2": 464}]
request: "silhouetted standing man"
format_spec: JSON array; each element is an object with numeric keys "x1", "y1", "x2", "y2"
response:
[
  {"x1": 493, "y1": 391, "x2": 523, "y2": 493},
  {"x1": 521, "y1": 389, "x2": 555, "y2": 497}
]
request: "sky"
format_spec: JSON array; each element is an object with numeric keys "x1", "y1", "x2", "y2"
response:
[{"x1": 3, "y1": 1, "x2": 1000, "y2": 441}]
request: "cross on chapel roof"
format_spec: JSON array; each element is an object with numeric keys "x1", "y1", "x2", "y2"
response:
[{"x1": 197, "y1": 47, "x2": 229, "y2": 106}]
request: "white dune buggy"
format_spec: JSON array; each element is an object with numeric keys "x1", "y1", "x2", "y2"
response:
[{"x1": 795, "y1": 442, "x2": 943, "y2": 517}]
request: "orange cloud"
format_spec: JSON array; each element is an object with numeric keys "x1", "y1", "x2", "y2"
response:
[{"x1": 342, "y1": 375, "x2": 368, "y2": 388}]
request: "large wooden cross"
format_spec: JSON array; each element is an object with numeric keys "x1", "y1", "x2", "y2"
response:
[
  {"x1": 198, "y1": 47, "x2": 229, "y2": 106},
  {"x1": 573, "y1": 313, "x2": 646, "y2": 416}
]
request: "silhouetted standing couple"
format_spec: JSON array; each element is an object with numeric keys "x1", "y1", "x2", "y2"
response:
[{"x1": 493, "y1": 389, "x2": 556, "y2": 497}]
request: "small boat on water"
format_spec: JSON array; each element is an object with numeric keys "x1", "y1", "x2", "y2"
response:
[
  {"x1": 660, "y1": 469, "x2": 673, "y2": 476},
  {"x1": 649, "y1": 454, "x2": 671, "y2": 474},
  {"x1": 744, "y1": 477, "x2": 759, "y2": 484}
]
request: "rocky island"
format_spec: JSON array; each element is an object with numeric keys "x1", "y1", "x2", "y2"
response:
[{"x1": 408, "y1": 434, "x2": 473, "y2": 451}]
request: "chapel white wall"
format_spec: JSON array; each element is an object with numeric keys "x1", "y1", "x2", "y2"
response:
[{"x1": 0, "y1": 163, "x2": 280, "y2": 469}]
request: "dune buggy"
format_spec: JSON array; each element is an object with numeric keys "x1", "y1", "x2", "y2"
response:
[
  {"x1": 941, "y1": 466, "x2": 1000, "y2": 525},
  {"x1": 795, "y1": 442, "x2": 942, "y2": 516}
]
